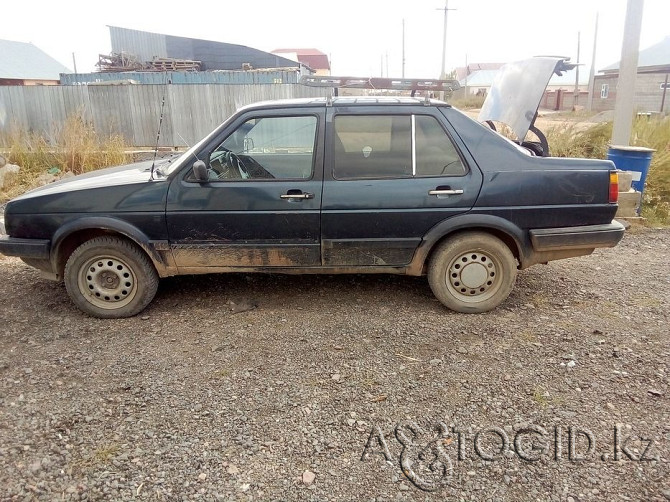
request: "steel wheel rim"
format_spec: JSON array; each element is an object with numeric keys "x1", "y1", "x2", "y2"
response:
[
  {"x1": 78, "y1": 255, "x2": 137, "y2": 310},
  {"x1": 445, "y1": 250, "x2": 501, "y2": 303}
]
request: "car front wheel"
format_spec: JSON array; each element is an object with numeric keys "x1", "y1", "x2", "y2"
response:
[
  {"x1": 64, "y1": 236, "x2": 159, "y2": 318},
  {"x1": 428, "y1": 232, "x2": 517, "y2": 313}
]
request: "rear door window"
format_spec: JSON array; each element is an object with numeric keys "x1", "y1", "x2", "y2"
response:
[{"x1": 333, "y1": 114, "x2": 466, "y2": 179}]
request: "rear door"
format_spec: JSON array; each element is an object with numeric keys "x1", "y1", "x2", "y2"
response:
[{"x1": 321, "y1": 105, "x2": 482, "y2": 266}]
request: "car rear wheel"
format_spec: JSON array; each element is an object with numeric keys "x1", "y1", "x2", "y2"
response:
[
  {"x1": 64, "y1": 236, "x2": 159, "y2": 318},
  {"x1": 428, "y1": 232, "x2": 517, "y2": 313}
]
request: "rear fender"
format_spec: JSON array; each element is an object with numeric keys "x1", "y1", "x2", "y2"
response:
[{"x1": 408, "y1": 213, "x2": 530, "y2": 275}]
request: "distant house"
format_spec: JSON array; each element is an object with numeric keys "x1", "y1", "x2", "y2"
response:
[
  {"x1": 272, "y1": 49, "x2": 330, "y2": 75},
  {"x1": 593, "y1": 36, "x2": 670, "y2": 114},
  {"x1": 0, "y1": 39, "x2": 70, "y2": 85}
]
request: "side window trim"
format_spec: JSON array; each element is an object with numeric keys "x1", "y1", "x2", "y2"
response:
[{"x1": 411, "y1": 115, "x2": 417, "y2": 176}]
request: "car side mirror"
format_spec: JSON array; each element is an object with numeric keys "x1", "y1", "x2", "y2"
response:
[{"x1": 192, "y1": 160, "x2": 208, "y2": 181}]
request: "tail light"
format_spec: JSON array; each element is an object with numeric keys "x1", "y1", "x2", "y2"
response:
[{"x1": 609, "y1": 171, "x2": 619, "y2": 203}]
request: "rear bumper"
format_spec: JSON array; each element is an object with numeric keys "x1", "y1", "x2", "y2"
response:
[
  {"x1": 529, "y1": 220, "x2": 625, "y2": 252},
  {"x1": 0, "y1": 235, "x2": 51, "y2": 259}
]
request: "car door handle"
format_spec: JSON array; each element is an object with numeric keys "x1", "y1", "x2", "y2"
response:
[
  {"x1": 428, "y1": 189, "x2": 464, "y2": 196},
  {"x1": 280, "y1": 191, "x2": 314, "y2": 200}
]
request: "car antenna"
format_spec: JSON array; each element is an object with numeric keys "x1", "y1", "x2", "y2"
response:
[
  {"x1": 150, "y1": 72, "x2": 170, "y2": 180},
  {"x1": 176, "y1": 132, "x2": 200, "y2": 163}
]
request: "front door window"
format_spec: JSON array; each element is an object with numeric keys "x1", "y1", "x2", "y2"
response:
[{"x1": 192, "y1": 115, "x2": 318, "y2": 181}]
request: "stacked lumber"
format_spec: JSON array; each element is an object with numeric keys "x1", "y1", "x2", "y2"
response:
[
  {"x1": 148, "y1": 58, "x2": 201, "y2": 71},
  {"x1": 96, "y1": 52, "x2": 144, "y2": 72}
]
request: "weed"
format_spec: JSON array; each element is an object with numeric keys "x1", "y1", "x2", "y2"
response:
[
  {"x1": 0, "y1": 113, "x2": 130, "y2": 201},
  {"x1": 451, "y1": 94, "x2": 486, "y2": 110},
  {"x1": 532, "y1": 388, "x2": 549, "y2": 407},
  {"x1": 211, "y1": 368, "x2": 231, "y2": 379},
  {"x1": 69, "y1": 442, "x2": 120, "y2": 474}
]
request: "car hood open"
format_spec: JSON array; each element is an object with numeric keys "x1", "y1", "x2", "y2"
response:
[{"x1": 478, "y1": 57, "x2": 576, "y2": 141}]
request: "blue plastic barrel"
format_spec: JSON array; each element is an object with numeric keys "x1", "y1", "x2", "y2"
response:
[{"x1": 607, "y1": 145, "x2": 655, "y2": 192}]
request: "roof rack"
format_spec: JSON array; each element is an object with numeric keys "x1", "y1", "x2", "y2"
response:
[{"x1": 300, "y1": 76, "x2": 460, "y2": 101}]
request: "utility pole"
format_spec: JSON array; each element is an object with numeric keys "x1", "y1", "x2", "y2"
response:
[
  {"x1": 402, "y1": 19, "x2": 406, "y2": 78},
  {"x1": 464, "y1": 54, "x2": 468, "y2": 97},
  {"x1": 573, "y1": 31, "x2": 581, "y2": 109},
  {"x1": 437, "y1": 1, "x2": 455, "y2": 78},
  {"x1": 586, "y1": 12, "x2": 599, "y2": 112},
  {"x1": 611, "y1": 0, "x2": 645, "y2": 146}
]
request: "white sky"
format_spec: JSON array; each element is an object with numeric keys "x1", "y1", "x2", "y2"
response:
[{"x1": 2, "y1": 0, "x2": 669, "y2": 77}]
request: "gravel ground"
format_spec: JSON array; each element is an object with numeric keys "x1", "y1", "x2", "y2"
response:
[{"x1": 0, "y1": 225, "x2": 668, "y2": 501}]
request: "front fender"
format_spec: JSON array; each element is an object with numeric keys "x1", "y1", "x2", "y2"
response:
[
  {"x1": 408, "y1": 213, "x2": 532, "y2": 274},
  {"x1": 50, "y1": 217, "x2": 170, "y2": 276}
]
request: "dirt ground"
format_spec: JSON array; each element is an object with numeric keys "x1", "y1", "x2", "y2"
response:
[{"x1": 0, "y1": 226, "x2": 668, "y2": 501}]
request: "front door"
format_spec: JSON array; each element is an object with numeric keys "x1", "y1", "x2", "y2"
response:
[{"x1": 166, "y1": 107, "x2": 325, "y2": 269}]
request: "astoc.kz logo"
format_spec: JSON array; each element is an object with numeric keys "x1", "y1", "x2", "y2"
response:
[{"x1": 361, "y1": 421, "x2": 661, "y2": 492}]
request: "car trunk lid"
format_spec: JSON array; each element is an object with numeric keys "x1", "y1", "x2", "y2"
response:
[{"x1": 478, "y1": 57, "x2": 576, "y2": 142}]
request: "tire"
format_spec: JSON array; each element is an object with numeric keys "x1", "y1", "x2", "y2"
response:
[
  {"x1": 428, "y1": 232, "x2": 517, "y2": 313},
  {"x1": 64, "y1": 236, "x2": 159, "y2": 318}
]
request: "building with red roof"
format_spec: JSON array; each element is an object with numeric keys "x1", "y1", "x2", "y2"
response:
[{"x1": 272, "y1": 49, "x2": 330, "y2": 75}]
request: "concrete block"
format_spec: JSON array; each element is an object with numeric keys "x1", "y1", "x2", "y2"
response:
[
  {"x1": 617, "y1": 170, "x2": 633, "y2": 192},
  {"x1": 616, "y1": 189, "x2": 641, "y2": 217}
]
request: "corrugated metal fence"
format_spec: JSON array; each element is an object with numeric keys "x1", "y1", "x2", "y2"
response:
[{"x1": 0, "y1": 84, "x2": 328, "y2": 147}]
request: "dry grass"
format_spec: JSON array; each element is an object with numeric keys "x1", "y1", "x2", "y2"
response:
[
  {"x1": 545, "y1": 121, "x2": 612, "y2": 159},
  {"x1": 450, "y1": 94, "x2": 486, "y2": 110},
  {"x1": 546, "y1": 116, "x2": 670, "y2": 224},
  {"x1": 1, "y1": 114, "x2": 129, "y2": 201},
  {"x1": 632, "y1": 117, "x2": 670, "y2": 224}
]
